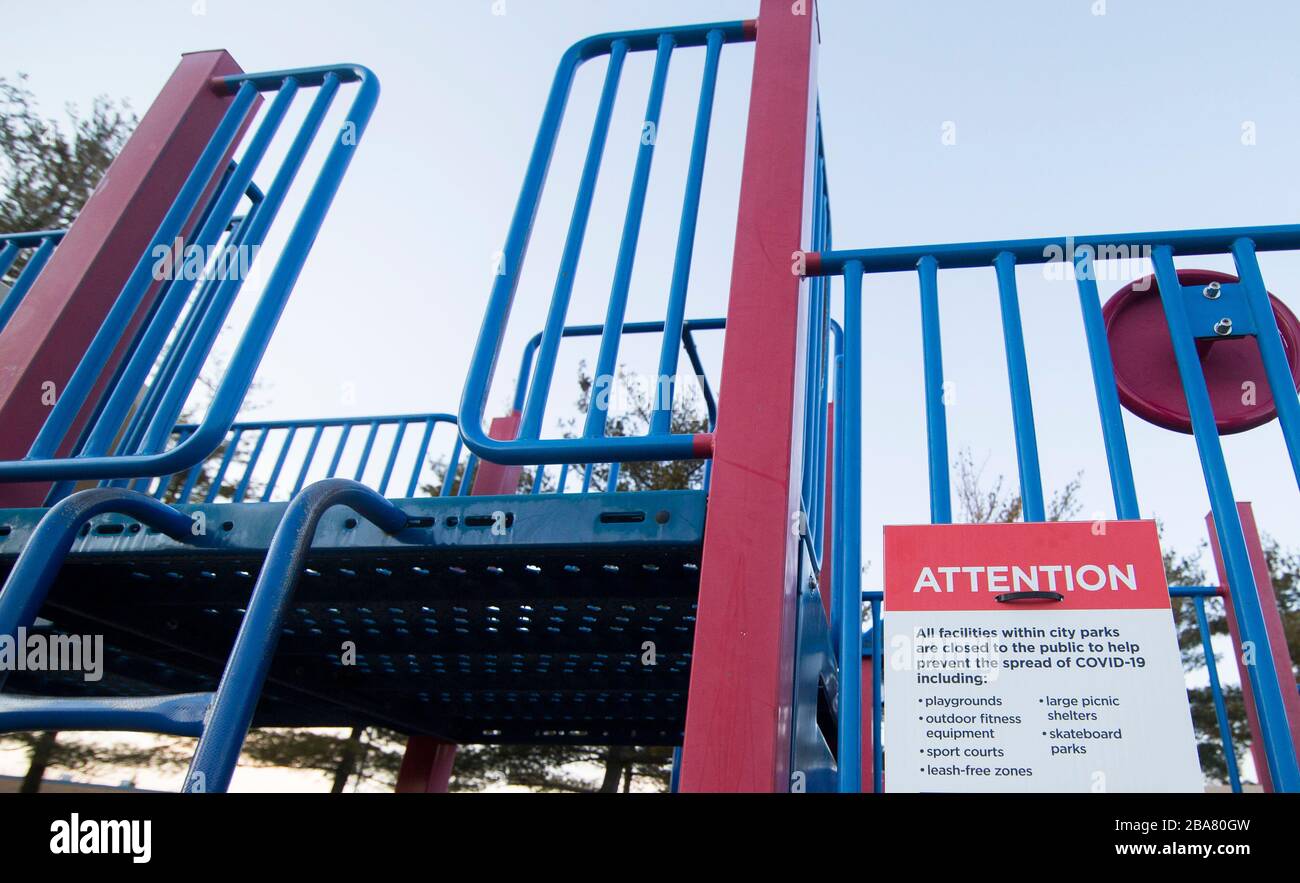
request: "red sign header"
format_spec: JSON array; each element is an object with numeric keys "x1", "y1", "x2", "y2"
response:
[{"x1": 884, "y1": 520, "x2": 1171, "y2": 612}]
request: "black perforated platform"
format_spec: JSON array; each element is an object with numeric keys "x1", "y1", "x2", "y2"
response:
[{"x1": 0, "y1": 490, "x2": 706, "y2": 746}]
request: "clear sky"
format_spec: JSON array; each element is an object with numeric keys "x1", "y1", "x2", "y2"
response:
[{"x1": 2, "y1": 0, "x2": 1297, "y2": 786}]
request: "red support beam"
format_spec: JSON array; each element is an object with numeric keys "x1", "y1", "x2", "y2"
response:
[
  {"x1": 1207, "y1": 503, "x2": 1300, "y2": 791},
  {"x1": 469, "y1": 412, "x2": 524, "y2": 495},
  {"x1": 395, "y1": 738, "x2": 457, "y2": 794},
  {"x1": 0, "y1": 50, "x2": 251, "y2": 506},
  {"x1": 860, "y1": 656, "x2": 875, "y2": 793},
  {"x1": 679, "y1": 0, "x2": 820, "y2": 792}
]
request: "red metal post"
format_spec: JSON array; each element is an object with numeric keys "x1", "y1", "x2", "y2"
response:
[
  {"x1": 1207, "y1": 503, "x2": 1300, "y2": 791},
  {"x1": 860, "y1": 656, "x2": 875, "y2": 793},
  {"x1": 469, "y1": 412, "x2": 524, "y2": 495},
  {"x1": 0, "y1": 50, "x2": 251, "y2": 506},
  {"x1": 679, "y1": 0, "x2": 820, "y2": 792},
  {"x1": 395, "y1": 738, "x2": 457, "y2": 794}
]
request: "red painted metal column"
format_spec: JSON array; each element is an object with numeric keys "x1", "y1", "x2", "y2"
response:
[
  {"x1": 860, "y1": 656, "x2": 875, "y2": 793},
  {"x1": 679, "y1": 0, "x2": 820, "y2": 792},
  {"x1": 470, "y1": 412, "x2": 524, "y2": 495},
  {"x1": 0, "y1": 50, "x2": 251, "y2": 506},
  {"x1": 394, "y1": 413, "x2": 523, "y2": 791},
  {"x1": 1207, "y1": 503, "x2": 1300, "y2": 791},
  {"x1": 395, "y1": 738, "x2": 458, "y2": 794}
]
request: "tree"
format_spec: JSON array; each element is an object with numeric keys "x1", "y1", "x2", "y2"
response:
[{"x1": 0, "y1": 73, "x2": 135, "y2": 248}]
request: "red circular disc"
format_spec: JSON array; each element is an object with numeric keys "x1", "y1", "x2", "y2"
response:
[{"x1": 1103, "y1": 269, "x2": 1300, "y2": 434}]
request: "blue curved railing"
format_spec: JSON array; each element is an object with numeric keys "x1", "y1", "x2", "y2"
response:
[
  {"x1": 184, "y1": 479, "x2": 408, "y2": 792},
  {"x1": 139, "y1": 413, "x2": 469, "y2": 504},
  {"x1": 0, "y1": 482, "x2": 410, "y2": 793},
  {"x1": 460, "y1": 21, "x2": 754, "y2": 466},
  {"x1": 0, "y1": 64, "x2": 379, "y2": 491}
]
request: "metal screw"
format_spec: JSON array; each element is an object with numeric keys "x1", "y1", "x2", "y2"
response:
[
  {"x1": 1203, "y1": 282, "x2": 1222, "y2": 299},
  {"x1": 1214, "y1": 318, "x2": 1233, "y2": 336}
]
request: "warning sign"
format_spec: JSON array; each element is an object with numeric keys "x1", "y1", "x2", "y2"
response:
[{"x1": 882, "y1": 520, "x2": 1202, "y2": 793}]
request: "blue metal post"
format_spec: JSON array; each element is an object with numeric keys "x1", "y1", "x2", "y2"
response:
[
  {"x1": 837, "y1": 260, "x2": 864, "y2": 793},
  {"x1": 1074, "y1": 248, "x2": 1140, "y2": 519},
  {"x1": 917, "y1": 255, "x2": 952, "y2": 523},
  {"x1": 1195, "y1": 596, "x2": 1242, "y2": 793},
  {"x1": 1151, "y1": 245, "x2": 1300, "y2": 791},
  {"x1": 993, "y1": 251, "x2": 1046, "y2": 522},
  {"x1": 583, "y1": 34, "x2": 675, "y2": 441}
]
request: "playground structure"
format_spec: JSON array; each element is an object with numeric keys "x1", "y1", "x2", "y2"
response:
[{"x1": 0, "y1": 0, "x2": 1298, "y2": 793}]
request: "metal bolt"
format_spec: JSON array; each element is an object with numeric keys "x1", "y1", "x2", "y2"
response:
[
  {"x1": 1203, "y1": 281, "x2": 1222, "y2": 299},
  {"x1": 1214, "y1": 318, "x2": 1233, "y2": 336}
]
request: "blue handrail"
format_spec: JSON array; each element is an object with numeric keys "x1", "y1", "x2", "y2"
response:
[
  {"x1": 142, "y1": 412, "x2": 467, "y2": 504},
  {"x1": 184, "y1": 479, "x2": 408, "y2": 792},
  {"x1": 0, "y1": 63, "x2": 380, "y2": 486},
  {"x1": 460, "y1": 21, "x2": 753, "y2": 467}
]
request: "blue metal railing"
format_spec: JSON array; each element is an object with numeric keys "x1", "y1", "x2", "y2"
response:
[
  {"x1": 513, "y1": 318, "x2": 723, "y2": 496},
  {"x1": 140, "y1": 413, "x2": 469, "y2": 504},
  {"x1": 0, "y1": 481, "x2": 408, "y2": 793},
  {"x1": 0, "y1": 64, "x2": 379, "y2": 491},
  {"x1": 460, "y1": 21, "x2": 754, "y2": 466},
  {"x1": 0, "y1": 229, "x2": 66, "y2": 332},
  {"x1": 816, "y1": 223, "x2": 1300, "y2": 792}
]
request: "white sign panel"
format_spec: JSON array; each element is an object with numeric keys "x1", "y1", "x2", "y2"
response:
[{"x1": 883, "y1": 520, "x2": 1202, "y2": 793}]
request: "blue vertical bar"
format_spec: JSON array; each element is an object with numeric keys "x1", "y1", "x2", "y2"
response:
[
  {"x1": 871, "y1": 596, "x2": 883, "y2": 794},
  {"x1": 325, "y1": 423, "x2": 352, "y2": 478},
  {"x1": 353, "y1": 421, "x2": 380, "y2": 481},
  {"x1": 1151, "y1": 245, "x2": 1300, "y2": 791},
  {"x1": 291, "y1": 424, "x2": 326, "y2": 497},
  {"x1": 608, "y1": 461, "x2": 621, "y2": 491},
  {"x1": 439, "y1": 434, "x2": 463, "y2": 498},
  {"x1": 1074, "y1": 248, "x2": 1140, "y2": 519},
  {"x1": 458, "y1": 454, "x2": 479, "y2": 496},
  {"x1": 261, "y1": 427, "x2": 297, "y2": 502},
  {"x1": 177, "y1": 462, "x2": 204, "y2": 505},
  {"x1": 0, "y1": 243, "x2": 18, "y2": 279},
  {"x1": 993, "y1": 251, "x2": 1046, "y2": 522},
  {"x1": 583, "y1": 34, "x2": 675, "y2": 440},
  {"x1": 0, "y1": 237, "x2": 56, "y2": 330},
  {"x1": 650, "y1": 28, "x2": 723, "y2": 436},
  {"x1": 408, "y1": 418, "x2": 437, "y2": 498},
  {"x1": 837, "y1": 260, "x2": 864, "y2": 793},
  {"x1": 233, "y1": 428, "x2": 269, "y2": 502},
  {"x1": 1231, "y1": 238, "x2": 1300, "y2": 488},
  {"x1": 518, "y1": 41, "x2": 630, "y2": 441},
  {"x1": 917, "y1": 255, "x2": 952, "y2": 524},
  {"x1": 206, "y1": 430, "x2": 243, "y2": 503},
  {"x1": 556, "y1": 462, "x2": 570, "y2": 495},
  {"x1": 378, "y1": 420, "x2": 408, "y2": 497},
  {"x1": 1195, "y1": 596, "x2": 1242, "y2": 793},
  {"x1": 829, "y1": 348, "x2": 846, "y2": 643}
]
